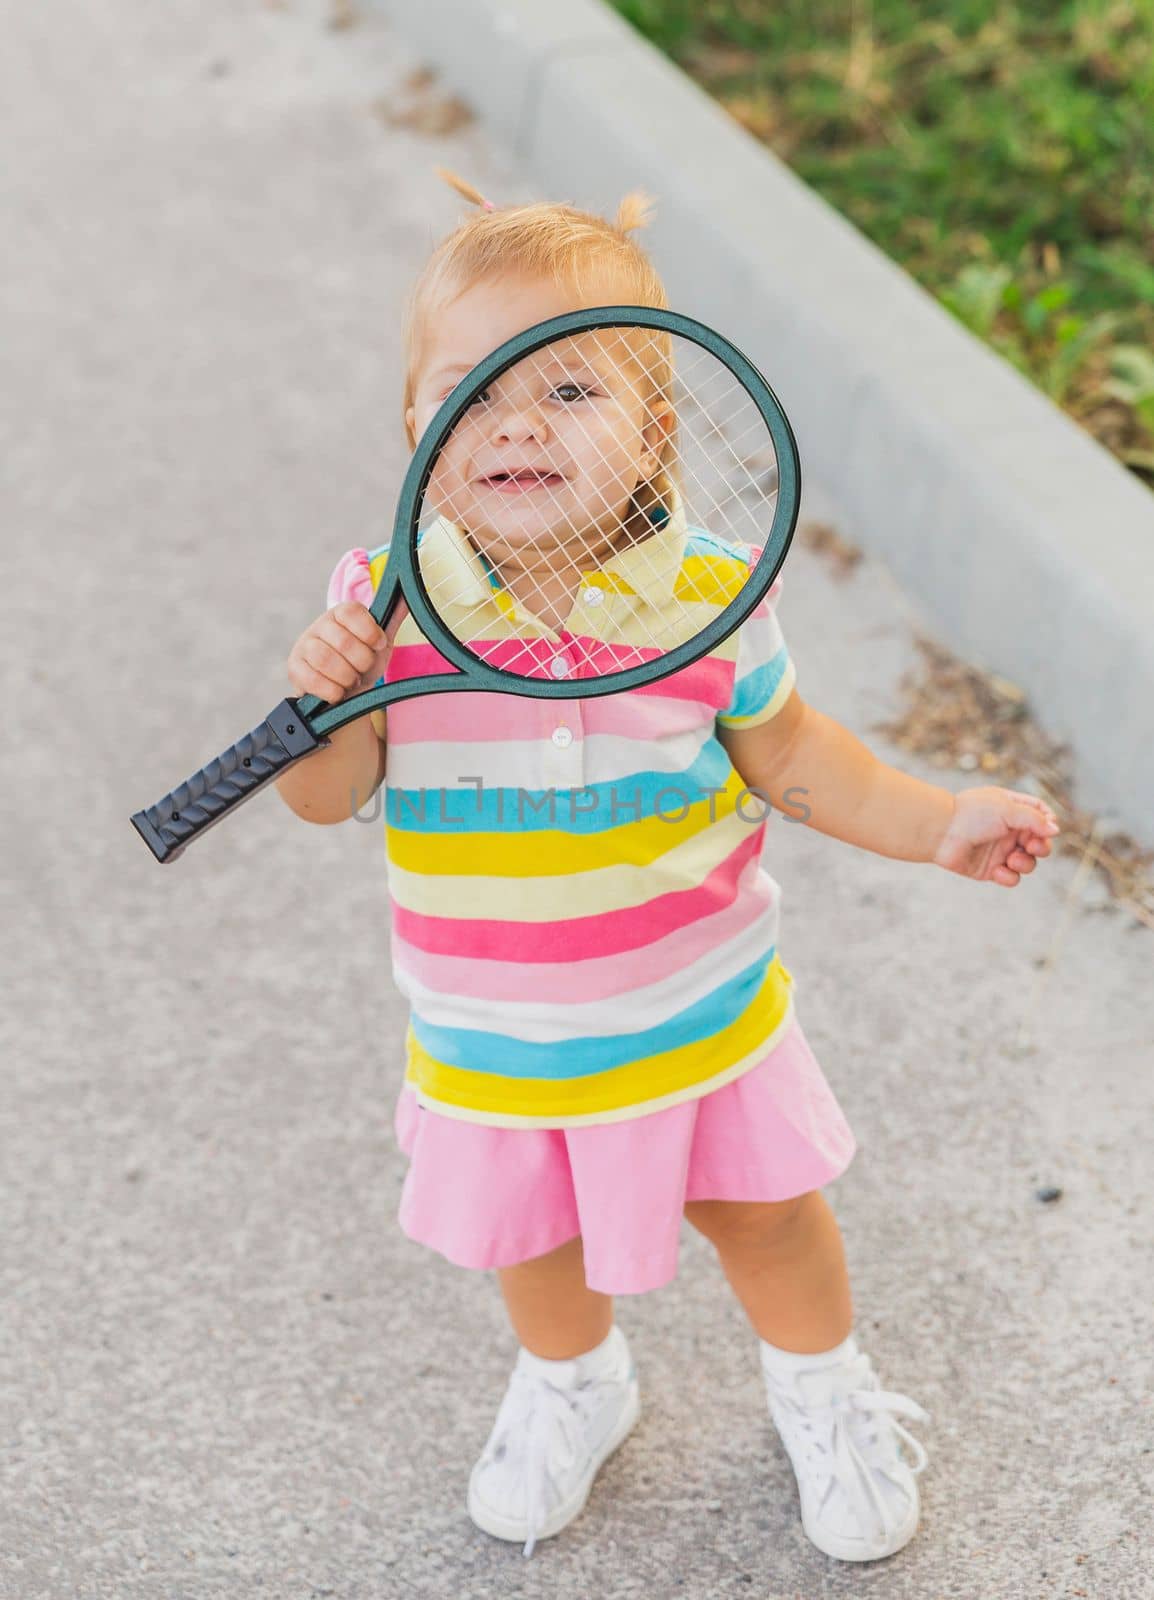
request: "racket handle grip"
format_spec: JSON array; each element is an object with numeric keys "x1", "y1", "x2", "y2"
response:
[{"x1": 130, "y1": 698, "x2": 329, "y2": 864}]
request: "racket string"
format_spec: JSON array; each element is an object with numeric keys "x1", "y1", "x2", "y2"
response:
[
  {"x1": 429, "y1": 340, "x2": 766, "y2": 667},
  {"x1": 427, "y1": 334, "x2": 739, "y2": 639},
  {"x1": 416, "y1": 328, "x2": 779, "y2": 679}
]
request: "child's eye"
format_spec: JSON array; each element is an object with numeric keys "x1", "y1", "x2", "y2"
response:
[{"x1": 553, "y1": 382, "x2": 597, "y2": 403}]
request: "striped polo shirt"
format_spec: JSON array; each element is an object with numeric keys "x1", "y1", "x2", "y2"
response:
[{"x1": 326, "y1": 510, "x2": 798, "y2": 1129}]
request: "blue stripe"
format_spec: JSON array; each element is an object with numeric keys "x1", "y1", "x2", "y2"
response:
[
  {"x1": 684, "y1": 528, "x2": 752, "y2": 565},
  {"x1": 385, "y1": 741, "x2": 736, "y2": 833},
  {"x1": 409, "y1": 952, "x2": 776, "y2": 1079},
  {"x1": 721, "y1": 645, "x2": 788, "y2": 723}
]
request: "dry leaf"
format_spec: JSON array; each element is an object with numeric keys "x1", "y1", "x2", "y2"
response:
[
  {"x1": 874, "y1": 635, "x2": 1153, "y2": 926},
  {"x1": 374, "y1": 69, "x2": 473, "y2": 137},
  {"x1": 798, "y1": 520, "x2": 863, "y2": 578}
]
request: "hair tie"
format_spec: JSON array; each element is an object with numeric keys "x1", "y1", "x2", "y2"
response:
[{"x1": 480, "y1": 197, "x2": 495, "y2": 213}]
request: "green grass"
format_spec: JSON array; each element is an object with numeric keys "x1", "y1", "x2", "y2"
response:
[{"x1": 609, "y1": 0, "x2": 1154, "y2": 484}]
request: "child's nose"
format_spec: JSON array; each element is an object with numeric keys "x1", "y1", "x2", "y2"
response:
[{"x1": 488, "y1": 400, "x2": 548, "y2": 445}]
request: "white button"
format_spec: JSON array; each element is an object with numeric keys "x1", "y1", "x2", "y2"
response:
[
  {"x1": 550, "y1": 656, "x2": 570, "y2": 678},
  {"x1": 582, "y1": 586, "x2": 604, "y2": 606},
  {"x1": 551, "y1": 725, "x2": 573, "y2": 749}
]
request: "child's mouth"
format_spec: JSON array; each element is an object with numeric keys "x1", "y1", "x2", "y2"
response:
[{"x1": 479, "y1": 470, "x2": 566, "y2": 495}]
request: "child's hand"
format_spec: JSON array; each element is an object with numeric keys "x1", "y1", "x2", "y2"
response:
[
  {"x1": 287, "y1": 600, "x2": 408, "y2": 704},
  {"x1": 932, "y1": 786, "x2": 1061, "y2": 888}
]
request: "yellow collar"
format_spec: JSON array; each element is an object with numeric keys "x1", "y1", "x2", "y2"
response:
[{"x1": 417, "y1": 499, "x2": 689, "y2": 613}]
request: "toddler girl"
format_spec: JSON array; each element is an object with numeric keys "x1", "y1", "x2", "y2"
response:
[{"x1": 275, "y1": 173, "x2": 1060, "y2": 1565}]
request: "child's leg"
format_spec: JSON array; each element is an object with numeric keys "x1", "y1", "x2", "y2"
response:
[
  {"x1": 473, "y1": 1235, "x2": 637, "y2": 1554},
  {"x1": 686, "y1": 1191, "x2": 928, "y2": 1563},
  {"x1": 683, "y1": 1191, "x2": 852, "y2": 1352},
  {"x1": 496, "y1": 1234, "x2": 614, "y2": 1359}
]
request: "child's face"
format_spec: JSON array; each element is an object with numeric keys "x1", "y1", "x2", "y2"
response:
[{"x1": 408, "y1": 274, "x2": 671, "y2": 571}]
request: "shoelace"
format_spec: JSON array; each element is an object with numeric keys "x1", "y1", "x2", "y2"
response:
[
  {"x1": 485, "y1": 1363, "x2": 591, "y2": 1559},
  {"x1": 770, "y1": 1358, "x2": 930, "y2": 1548}
]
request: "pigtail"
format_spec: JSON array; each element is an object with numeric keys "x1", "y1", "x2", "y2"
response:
[
  {"x1": 435, "y1": 168, "x2": 654, "y2": 235},
  {"x1": 615, "y1": 191, "x2": 656, "y2": 235},
  {"x1": 435, "y1": 166, "x2": 496, "y2": 212}
]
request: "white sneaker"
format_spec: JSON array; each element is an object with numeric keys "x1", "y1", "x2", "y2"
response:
[
  {"x1": 760, "y1": 1337, "x2": 930, "y2": 1562},
  {"x1": 467, "y1": 1324, "x2": 641, "y2": 1558}
]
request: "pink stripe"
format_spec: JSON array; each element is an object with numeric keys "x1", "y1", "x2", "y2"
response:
[
  {"x1": 383, "y1": 644, "x2": 735, "y2": 723},
  {"x1": 393, "y1": 867, "x2": 773, "y2": 1001},
  {"x1": 560, "y1": 635, "x2": 664, "y2": 677},
  {"x1": 387, "y1": 642, "x2": 462, "y2": 680},
  {"x1": 386, "y1": 693, "x2": 565, "y2": 743},
  {"x1": 391, "y1": 637, "x2": 664, "y2": 681},
  {"x1": 391, "y1": 827, "x2": 765, "y2": 962},
  {"x1": 605, "y1": 655, "x2": 734, "y2": 709},
  {"x1": 384, "y1": 685, "x2": 722, "y2": 743}
]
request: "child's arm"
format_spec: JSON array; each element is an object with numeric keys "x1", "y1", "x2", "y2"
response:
[
  {"x1": 274, "y1": 600, "x2": 396, "y2": 825},
  {"x1": 275, "y1": 718, "x2": 385, "y2": 826},
  {"x1": 719, "y1": 687, "x2": 1060, "y2": 887}
]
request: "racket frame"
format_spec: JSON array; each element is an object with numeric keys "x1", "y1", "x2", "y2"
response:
[{"x1": 300, "y1": 306, "x2": 800, "y2": 740}]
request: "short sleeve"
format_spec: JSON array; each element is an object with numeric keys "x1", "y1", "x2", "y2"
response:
[
  {"x1": 326, "y1": 546, "x2": 376, "y2": 609},
  {"x1": 715, "y1": 569, "x2": 796, "y2": 731},
  {"x1": 324, "y1": 546, "x2": 389, "y2": 741}
]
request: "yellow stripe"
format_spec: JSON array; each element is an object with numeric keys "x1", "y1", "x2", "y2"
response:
[
  {"x1": 385, "y1": 806, "x2": 752, "y2": 918},
  {"x1": 674, "y1": 552, "x2": 749, "y2": 607},
  {"x1": 368, "y1": 549, "x2": 389, "y2": 591},
  {"x1": 385, "y1": 774, "x2": 743, "y2": 877},
  {"x1": 404, "y1": 959, "x2": 794, "y2": 1119}
]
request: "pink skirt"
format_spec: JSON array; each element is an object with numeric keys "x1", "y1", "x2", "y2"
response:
[{"x1": 392, "y1": 1014, "x2": 856, "y2": 1295}]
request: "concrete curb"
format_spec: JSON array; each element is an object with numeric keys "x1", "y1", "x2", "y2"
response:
[{"x1": 378, "y1": 0, "x2": 1154, "y2": 840}]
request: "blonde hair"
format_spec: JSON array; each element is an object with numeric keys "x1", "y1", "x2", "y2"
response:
[{"x1": 403, "y1": 170, "x2": 676, "y2": 526}]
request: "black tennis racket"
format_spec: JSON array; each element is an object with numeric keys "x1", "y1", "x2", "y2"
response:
[{"x1": 130, "y1": 307, "x2": 800, "y2": 864}]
